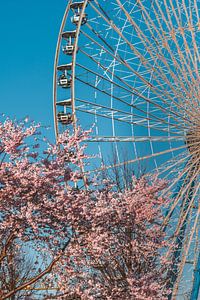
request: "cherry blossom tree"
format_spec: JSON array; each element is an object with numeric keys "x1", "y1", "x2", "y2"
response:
[
  {"x1": 0, "y1": 116, "x2": 90, "y2": 299},
  {"x1": 0, "y1": 116, "x2": 171, "y2": 299},
  {"x1": 52, "y1": 177, "x2": 171, "y2": 300}
]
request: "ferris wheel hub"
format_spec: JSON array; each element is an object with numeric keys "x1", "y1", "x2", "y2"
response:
[{"x1": 186, "y1": 126, "x2": 200, "y2": 161}]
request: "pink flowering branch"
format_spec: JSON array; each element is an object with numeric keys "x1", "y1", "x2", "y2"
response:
[
  {"x1": 0, "y1": 117, "x2": 91, "y2": 299},
  {"x1": 0, "y1": 117, "x2": 172, "y2": 299}
]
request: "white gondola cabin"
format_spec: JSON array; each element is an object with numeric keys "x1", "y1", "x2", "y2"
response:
[
  {"x1": 70, "y1": 2, "x2": 87, "y2": 25},
  {"x1": 57, "y1": 64, "x2": 72, "y2": 89},
  {"x1": 58, "y1": 74, "x2": 71, "y2": 88},
  {"x1": 57, "y1": 112, "x2": 73, "y2": 125},
  {"x1": 62, "y1": 31, "x2": 76, "y2": 55}
]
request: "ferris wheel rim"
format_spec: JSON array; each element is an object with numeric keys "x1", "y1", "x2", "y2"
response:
[{"x1": 53, "y1": 0, "x2": 90, "y2": 140}]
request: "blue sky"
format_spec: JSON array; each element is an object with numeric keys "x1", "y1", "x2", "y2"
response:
[{"x1": 0, "y1": 0, "x2": 67, "y2": 141}]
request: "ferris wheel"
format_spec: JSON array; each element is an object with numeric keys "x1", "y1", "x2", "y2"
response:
[{"x1": 53, "y1": 0, "x2": 200, "y2": 298}]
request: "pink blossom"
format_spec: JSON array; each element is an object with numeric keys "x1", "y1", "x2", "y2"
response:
[{"x1": 0, "y1": 116, "x2": 172, "y2": 299}]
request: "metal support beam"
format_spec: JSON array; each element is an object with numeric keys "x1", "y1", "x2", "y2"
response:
[{"x1": 190, "y1": 251, "x2": 200, "y2": 300}]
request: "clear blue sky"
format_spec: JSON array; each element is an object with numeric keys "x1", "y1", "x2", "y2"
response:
[{"x1": 0, "y1": 0, "x2": 67, "y2": 141}]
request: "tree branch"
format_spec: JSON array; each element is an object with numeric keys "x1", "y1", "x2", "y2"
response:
[
  {"x1": 0, "y1": 233, "x2": 15, "y2": 264},
  {"x1": 1, "y1": 240, "x2": 70, "y2": 300}
]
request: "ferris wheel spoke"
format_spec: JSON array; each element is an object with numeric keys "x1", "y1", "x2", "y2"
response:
[
  {"x1": 134, "y1": 1, "x2": 199, "y2": 110},
  {"x1": 96, "y1": 1, "x2": 198, "y2": 101},
  {"x1": 76, "y1": 99, "x2": 149, "y2": 123},
  {"x1": 173, "y1": 182, "x2": 200, "y2": 240},
  {"x1": 75, "y1": 104, "x2": 160, "y2": 128},
  {"x1": 151, "y1": 151, "x2": 191, "y2": 178},
  {"x1": 75, "y1": 98, "x2": 147, "y2": 120},
  {"x1": 75, "y1": 99, "x2": 170, "y2": 129},
  {"x1": 168, "y1": 183, "x2": 199, "y2": 265},
  {"x1": 137, "y1": 0, "x2": 198, "y2": 93},
  {"x1": 80, "y1": 26, "x2": 198, "y2": 128},
  {"x1": 149, "y1": 0, "x2": 200, "y2": 82},
  {"x1": 76, "y1": 46, "x2": 194, "y2": 129},
  {"x1": 79, "y1": 48, "x2": 158, "y2": 108},
  {"x1": 87, "y1": 142, "x2": 191, "y2": 175},
  {"x1": 87, "y1": 136, "x2": 185, "y2": 143},
  {"x1": 76, "y1": 62, "x2": 145, "y2": 104},
  {"x1": 174, "y1": 166, "x2": 199, "y2": 226},
  {"x1": 162, "y1": 157, "x2": 200, "y2": 228},
  {"x1": 188, "y1": 0, "x2": 200, "y2": 73},
  {"x1": 166, "y1": 207, "x2": 200, "y2": 299},
  {"x1": 75, "y1": 62, "x2": 191, "y2": 129},
  {"x1": 75, "y1": 75, "x2": 191, "y2": 132},
  {"x1": 168, "y1": 0, "x2": 200, "y2": 77},
  {"x1": 136, "y1": 1, "x2": 200, "y2": 118},
  {"x1": 161, "y1": 145, "x2": 200, "y2": 192},
  {"x1": 80, "y1": 41, "x2": 195, "y2": 126},
  {"x1": 76, "y1": 104, "x2": 144, "y2": 126},
  {"x1": 57, "y1": 98, "x2": 187, "y2": 136},
  {"x1": 115, "y1": 0, "x2": 198, "y2": 113},
  {"x1": 172, "y1": 206, "x2": 200, "y2": 298},
  {"x1": 78, "y1": 49, "x2": 199, "y2": 134},
  {"x1": 89, "y1": 0, "x2": 199, "y2": 123},
  {"x1": 154, "y1": 0, "x2": 198, "y2": 86}
]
